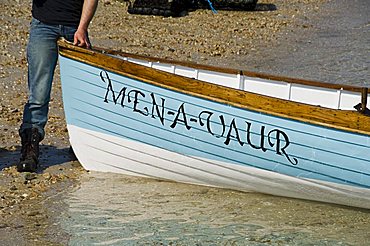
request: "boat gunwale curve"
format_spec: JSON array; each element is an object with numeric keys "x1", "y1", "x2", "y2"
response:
[{"x1": 57, "y1": 40, "x2": 370, "y2": 136}]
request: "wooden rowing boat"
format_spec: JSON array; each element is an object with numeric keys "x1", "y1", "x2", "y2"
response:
[{"x1": 57, "y1": 40, "x2": 370, "y2": 209}]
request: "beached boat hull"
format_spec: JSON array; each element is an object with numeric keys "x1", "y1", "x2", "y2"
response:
[{"x1": 58, "y1": 42, "x2": 370, "y2": 209}]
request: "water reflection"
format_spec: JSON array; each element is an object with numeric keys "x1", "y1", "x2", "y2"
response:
[{"x1": 61, "y1": 172, "x2": 369, "y2": 245}]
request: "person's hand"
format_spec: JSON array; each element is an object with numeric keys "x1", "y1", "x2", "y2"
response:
[{"x1": 73, "y1": 28, "x2": 91, "y2": 49}]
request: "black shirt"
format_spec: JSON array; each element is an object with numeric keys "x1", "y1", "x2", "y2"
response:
[{"x1": 32, "y1": 0, "x2": 84, "y2": 27}]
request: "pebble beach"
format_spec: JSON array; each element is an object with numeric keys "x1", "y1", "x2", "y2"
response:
[{"x1": 1, "y1": 0, "x2": 369, "y2": 244}]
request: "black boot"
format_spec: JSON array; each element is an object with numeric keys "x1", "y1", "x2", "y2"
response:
[{"x1": 17, "y1": 128, "x2": 41, "y2": 172}]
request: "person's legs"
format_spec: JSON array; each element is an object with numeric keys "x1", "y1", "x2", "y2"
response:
[
  {"x1": 18, "y1": 18, "x2": 78, "y2": 172},
  {"x1": 18, "y1": 18, "x2": 59, "y2": 172},
  {"x1": 20, "y1": 18, "x2": 60, "y2": 139}
]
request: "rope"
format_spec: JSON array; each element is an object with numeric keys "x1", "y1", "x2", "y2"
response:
[{"x1": 206, "y1": 0, "x2": 218, "y2": 13}]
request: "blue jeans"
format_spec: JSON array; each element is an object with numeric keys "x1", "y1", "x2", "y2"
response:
[{"x1": 20, "y1": 18, "x2": 77, "y2": 140}]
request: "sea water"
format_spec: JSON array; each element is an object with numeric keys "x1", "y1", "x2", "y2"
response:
[
  {"x1": 60, "y1": 0, "x2": 370, "y2": 245},
  {"x1": 60, "y1": 172, "x2": 370, "y2": 245}
]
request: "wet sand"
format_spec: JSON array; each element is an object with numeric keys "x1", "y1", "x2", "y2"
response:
[{"x1": 1, "y1": 0, "x2": 369, "y2": 244}]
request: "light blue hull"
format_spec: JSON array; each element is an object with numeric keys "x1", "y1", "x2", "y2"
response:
[{"x1": 59, "y1": 55, "x2": 370, "y2": 209}]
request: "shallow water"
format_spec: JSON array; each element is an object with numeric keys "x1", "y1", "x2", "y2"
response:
[
  {"x1": 60, "y1": 1, "x2": 370, "y2": 245},
  {"x1": 61, "y1": 172, "x2": 370, "y2": 246}
]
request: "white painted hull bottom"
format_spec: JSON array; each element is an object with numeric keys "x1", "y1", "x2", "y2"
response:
[{"x1": 68, "y1": 125, "x2": 370, "y2": 209}]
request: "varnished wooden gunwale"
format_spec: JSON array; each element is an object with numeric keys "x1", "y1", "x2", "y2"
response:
[
  {"x1": 58, "y1": 41, "x2": 370, "y2": 136},
  {"x1": 95, "y1": 47, "x2": 369, "y2": 93}
]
